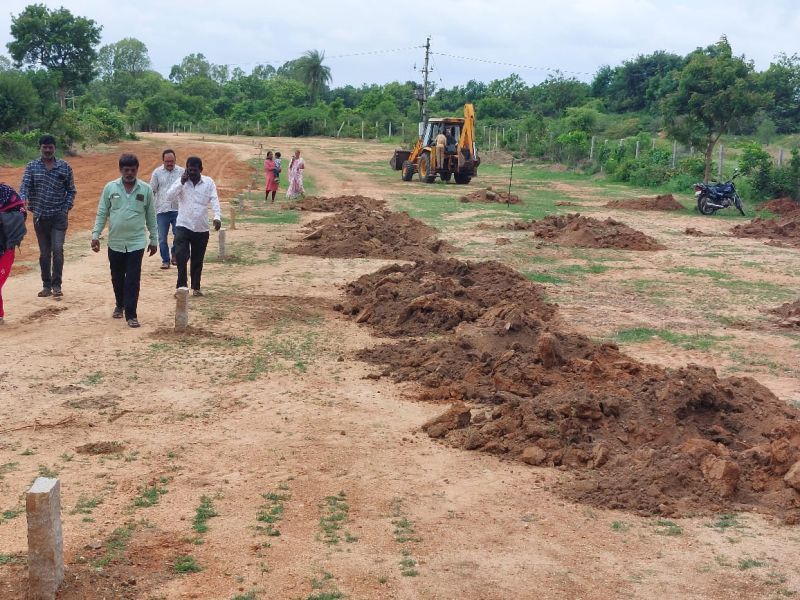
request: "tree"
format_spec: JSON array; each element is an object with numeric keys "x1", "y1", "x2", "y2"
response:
[
  {"x1": 0, "y1": 70, "x2": 39, "y2": 131},
  {"x1": 295, "y1": 50, "x2": 331, "y2": 103},
  {"x1": 170, "y1": 53, "x2": 212, "y2": 83},
  {"x1": 662, "y1": 37, "x2": 768, "y2": 182},
  {"x1": 762, "y1": 53, "x2": 800, "y2": 133},
  {"x1": 7, "y1": 4, "x2": 102, "y2": 107},
  {"x1": 97, "y1": 38, "x2": 150, "y2": 79}
]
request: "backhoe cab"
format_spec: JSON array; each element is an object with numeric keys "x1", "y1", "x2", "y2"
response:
[{"x1": 390, "y1": 104, "x2": 480, "y2": 184}]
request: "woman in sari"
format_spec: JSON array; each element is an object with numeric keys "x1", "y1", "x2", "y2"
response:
[
  {"x1": 286, "y1": 150, "x2": 305, "y2": 200},
  {"x1": 264, "y1": 151, "x2": 278, "y2": 202},
  {"x1": 0, "y1": 183, "x2": 27, "y2": 324}
]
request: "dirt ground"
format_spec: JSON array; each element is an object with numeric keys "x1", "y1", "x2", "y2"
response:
[{"x1": 1, "y1": 133, "x2": 800, "y2": 600}]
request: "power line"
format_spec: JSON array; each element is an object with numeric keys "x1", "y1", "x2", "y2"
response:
[{"x1": 430, "y1": 51, "x2": 595, "y2": 78}]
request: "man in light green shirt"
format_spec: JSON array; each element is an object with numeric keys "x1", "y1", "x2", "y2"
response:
[{"x1": 91, "y1": 154, "x2": 157, "y2": 328}]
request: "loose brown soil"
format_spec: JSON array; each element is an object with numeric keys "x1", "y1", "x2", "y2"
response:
[
  {"x1": 285, "y1": 194, "x2": 387, "y2": 212},
  {"x1": 459, "y1": 188, "x2": 522, "y2": 204},
  {"x1": 509, "y1": 213, "x2": 666, "y2": 251},
  {"x1": 335, "y1": 259, "x2": 555, "y2": 337},
  {"x1": 731, "y1": 212, "x2": 800, "y2": 248},
  {"x1": 768, "y1": 299, "x2": 800, "y2": 327},
  {"x1": 355, "y1": 264, "x2": 800, "y2": 521},
  {"x1": 285, "y1": 205, "x2": 450, "y2": 260},
  {"x1": 605, "y1": 194, "x2": 684, "y2": 211},
  {"x1": 756, "y1": 197, "x2": 800, "y2": 216},
  {"x1": 685, "y1": 227, "x2": 711, "y2": 237}
]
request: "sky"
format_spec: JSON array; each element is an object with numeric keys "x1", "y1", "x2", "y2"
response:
[{"x1": 1, "y1": 0, "x2": 799, "y2": 88}]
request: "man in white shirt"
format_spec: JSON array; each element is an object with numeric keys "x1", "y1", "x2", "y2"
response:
[
  {"x1": 165, "y1": 156, "x2": 221, "y2": 296},
  {"x1": 149, "y1": 149, "x2": 184, "y2": 269}
]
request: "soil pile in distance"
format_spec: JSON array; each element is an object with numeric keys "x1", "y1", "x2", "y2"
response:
[
  {"x1": 731, "y1": 212, "x2": 800, "y2": 248},
  {"x1": 353, "y1": 264, "x2": 800, "y2": 521},
  {"x1": 768, "y1": 299, "x2": 800, "y2": 327},
  {"x1": 287, "y1": 195, "x2": 387, "y2": 212},
  {"x1": 285, "y1": 206, "x2": 450, "y2": 260},
  {"x1": 509, "y1": 213, "x2": 665, "y2": 251},
  {"x1": 685, "y1": 227, "x2": 711, "y2": 237},
  {"x1": 336, "y1": 259, "x2": 555, "y2": 337},
  {"x1": 756, "y1": 197, "x2": 800, "y2": 216},
  {"x1": 460, "y1": 188, "x2": 522, "y2": 204},
  {"x1": 605, "y1": 194, "x2": 684, "y2": 211}
]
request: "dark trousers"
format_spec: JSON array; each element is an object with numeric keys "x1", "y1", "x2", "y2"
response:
[
  {"x1": 33, "y1": 212, "x2": 68, "y2": 289},
  {"x1": 174, "y1": 226, "x2": 209, "y2": 290},
  {"x1": 108, "y1": 248, "x2": 144, "y2": 320}
]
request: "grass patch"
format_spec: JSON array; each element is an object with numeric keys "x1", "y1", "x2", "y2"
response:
[
  {"x1": 524, "y1": 271, "x2": 567, "y2": 284},
  {"x1": 611, "y1": 520, "x2": 630, "y2": 532},
  {"x1": 92, "y1": 523, "x2": 135, "y2": 568},
  {"x1": 192, "y1": 495, "x2": 219, "y2": 534},
  {"x1": 37, "y1": 465, "x2": 58, "y2": 478},
  {"x1": 238, "y1": 206, "x2": 301, "y2": 225},
  {"x1": 0, "y1": 462, "x2": 18, "y2": 479},
  {"x1": 72, "y1": 495, "x2": 103, "y2": 515},
  {"x1": 738, "y1": 557, "x2": 766, "y2": 570},
  {"x1": 81, "y1": 371, "x2": 105, "y2": 385},
  {"x1": 393, "y1": 517, "x2": 420, "y2": 543},
  {"x1": 707, "y1": 513, "x2": 746, "y2": 531},
  {"x1": 255, "y1": 489, "x2": 289, "y2": 538},
  {"x1": 133, "y1": 479, "x2": 168, "y2": 508},
  {"x1": 0, "y1": 553, "x2": 24, "y2": 566},
  {"x1": 173, "y1": 555, "x2": 202, "y2": 573},
  {"x1": 654, "y1": 519, "x2": 683, "y2": 536},
  {"x1": 613, "y1": 327, "x2": 729, "y2": 351},
  {"x1": 1, "y1": 507, "x2": 23, "y2": 521},
  {"x1": 400, "y1": 549, "x2": 419, "y2": 577},
  {"x1": 554, "y1": 263, "x2": 610, "y2": 276},
  {"x1": 318, "y1": 491, "x2": 350, "y2": 545}
]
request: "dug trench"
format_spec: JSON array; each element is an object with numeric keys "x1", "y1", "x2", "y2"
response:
[{"x1": 321, "y1": 199, "x2": 800, "y2": 523}]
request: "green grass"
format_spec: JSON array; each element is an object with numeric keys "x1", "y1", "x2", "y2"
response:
[
  {"x1": 231, "y1": 592, "x2": 260, "y2": 600},
  {"x1": 613, "y1": 327, "x2": 730, "y2": 351},
  {"x1": 393, "y1": 517, "x2": 420, "y2": 543},
  {"x1": 37, "y1": 465, "x2": 58, "y2": 478},
  {"x1": 72, "y1": 495, "x2": 103, "y2": 515},
  {"x1": 1, "y1": 507, "x2": 22, "y2": 521},
  {"x1": 238, "y1": 207, "x2": 301, "y2": 225},
  {"x1": 738, "y1": 557, "x2": 766, "y2": 570},
  {"x1": 707, "y1": 513, "x2": 745, "y2": 531},
  {"x1": 524, "y1": 271, "x2": 567, "y2": 284},
  {"x1": 0, "y1": 553, "x2": 23, "y2": 565},
  {"x1": 318, "y1": 491, "x2": 350, "y2": 545},
  {"x1": 173, "y1": 555, "x2": 202, "y2": 573},
  {"x1": 0, "y1": 462, "x2": 18, "y2": 479},
  {"x1": 255, "y1": 489, "x2": 288, "y2": 538},
  {"x1": 400, "y1": 549, "x2": 419, "y2": 577},
  {"x1": 133, "y1": 479, "x2": 168, "y2": 508},
  {"x1": 192, "y1": 495, "x2": 218, "y2": 534},
  {"x1": 611, "y1": 520, "x2": 630, "y2": 532},
  {"x1": 81, "y1": 371, "x2": 105, "y2": 385},
  {"x1": 92, "y1": 523, "x2": 135, "y2": 568},
  {"x1": 654, "y1": 519, "x2": 683, "y2": 536}
]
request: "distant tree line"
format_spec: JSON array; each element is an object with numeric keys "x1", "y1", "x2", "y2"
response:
[{"x1": 2, "y1": 5, "x2": 800, "y2": 199}]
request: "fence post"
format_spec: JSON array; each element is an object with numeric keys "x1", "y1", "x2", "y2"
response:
[
  {"x1": 671, "y1": 140, "x2": 677, "y2": 169},
  {"x1": 590, "y1": 136, "x2": 595, "y2": 160},
  {"x1": 389, "y1": 122, "x2": 392, "y2": 137},
  {"x1": 401, "y1": 122, "x2": 405, "y2": 138},
  {"x1": 361, "y1": 121, "x2": 364, "y2": 140},
  {"x1": 375, "y1": 121, "x2": 379, "y2": 140},
  {"x1": 635, "y1": 140, "x2": 640, "y2": 159},
  {"x1": 718, "y1": 144, "x2": 724, "y2": 179},
  {"x1": 779, "y1": 147, "x2": 784, "y2": 167}
]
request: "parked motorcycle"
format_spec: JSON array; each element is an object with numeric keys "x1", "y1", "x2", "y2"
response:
[{"x1": 694, "y1": 170, "x2": 745, "y2": 216}]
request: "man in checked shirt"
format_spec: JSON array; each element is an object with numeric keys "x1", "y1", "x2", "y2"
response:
[{"x1": 19, "y1": 134, "x2": 76, "y2": 298}]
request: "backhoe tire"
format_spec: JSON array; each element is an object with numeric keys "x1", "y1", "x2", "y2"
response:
[
  {"x1": 418, "y1": 153, "x2": 436, "y2": 184},
  {"x1": 401, "y1": 161, "x2": 414, "y2": 181},
  {"x1": 454, "y1": 173, "x2": 472, "y2": 185}
]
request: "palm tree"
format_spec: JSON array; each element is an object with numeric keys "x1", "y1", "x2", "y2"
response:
[{"x1": 297, "y1": 50, "x2": 331, "y2": 103}]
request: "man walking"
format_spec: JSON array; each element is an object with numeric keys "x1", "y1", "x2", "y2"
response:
[
  {"x1": 149, "y1": 149, "x2": 184, "y2": 269},
  {"x1": 91, "y1": 154, "x2": 157, "y2": 328},
  {"x1": 19, "y1": 134, "x2": 76, "y2": 297},
  {"x1": 165, "y1": 156, "x2": 221, "y2": 297}
]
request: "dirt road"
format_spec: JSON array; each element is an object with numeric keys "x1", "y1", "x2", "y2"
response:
[{"x1": 0, "y1": 134, "x2": 797, "y2": 599}]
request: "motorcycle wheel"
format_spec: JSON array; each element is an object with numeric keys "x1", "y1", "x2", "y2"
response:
[
  {"x1": 734, "y1": 194, "x2": 745, "y2": 216},
  {"x1": 697, "y1": 194, "x2": 717, "y2": 215}
]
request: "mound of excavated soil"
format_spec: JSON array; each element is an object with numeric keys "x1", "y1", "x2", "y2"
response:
[
  {"x1": 731, "y1": 213, "x2": 800, "y2": 248},
  {"x1": 685, "y1": 227, "x2": 711, "y2": 237},
  {"x1": 285, "y1": 206, "x2": 450, "y2": 260},
  {"x1": 756, "y1": 197, "x2": 800, "y2": 216},
  {"x1": 605, "y1": 194, "x2": 684, "y2": 211},
  {"x1": 287, "y1": 195, "x2": 386, "y2": 212},
  {"x1": 509, "y1": 213, "x2": 665, "y2": 251},
  {"x1": 352, "y1": 263, "x2": 800, "y2": 521},
  {"x1": 768, "y1": 299, "x2": 800, "y2": 327},
  {"x1": 460, "y1": 189, "x2": 522, "y2": 204},
  {"x1": 335, "y1": 259, "x2": 555, "y2": 337}
]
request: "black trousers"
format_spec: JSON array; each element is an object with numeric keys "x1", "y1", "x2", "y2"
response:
[
  {"x1": 174, "y1": 226, "x2": 209, "y2": 290},
  {"x1": 33, "y1": 212, "x2": 68, "y2": 288},
  {"x1": 108, "y1": 248, "x2": 144, "y2": 320}
]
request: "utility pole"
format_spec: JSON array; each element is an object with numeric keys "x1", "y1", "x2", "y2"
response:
[{"x1": 415, "y1": 37, "x2": 432, "y2": 127}]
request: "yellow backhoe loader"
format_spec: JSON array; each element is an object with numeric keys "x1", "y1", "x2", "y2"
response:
[{"x1": 390, "y1": 103, "x2": 480, "y2": 184}]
